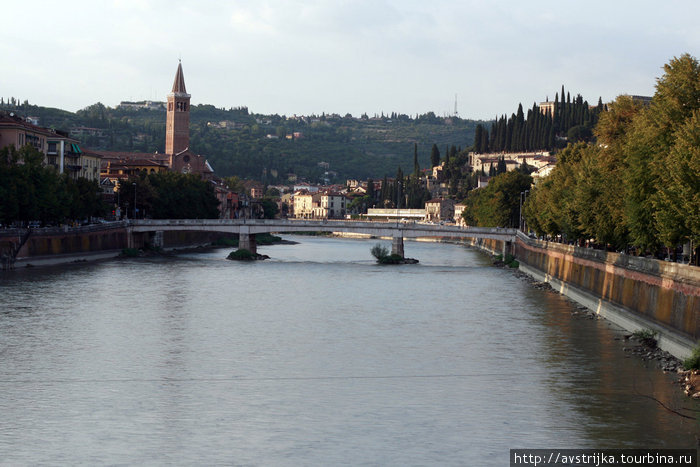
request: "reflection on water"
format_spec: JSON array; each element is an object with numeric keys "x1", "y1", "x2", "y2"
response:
[{"x1": 0, "y1": 236, "x2": 697, "y2": 465}]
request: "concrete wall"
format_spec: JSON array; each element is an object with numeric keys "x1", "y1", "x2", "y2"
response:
[
  {"x1": 514, "y1": 234, "x2": 699, "y2": 358},
  {"x1": 465, "y1": 237, "x2": 507, "y2": 256},
  {"x1": 18, "y1": 226, "x2": 128, "y2": 258},
  {"x1": 3, "y1": 225, "x2": 229, "y2": 267}
]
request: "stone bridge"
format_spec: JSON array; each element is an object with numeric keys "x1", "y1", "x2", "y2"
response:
[{"x1": 129, "y1": 219, "x2": 517, "y2": 257}]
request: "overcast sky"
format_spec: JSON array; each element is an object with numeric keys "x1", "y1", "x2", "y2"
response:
[{"x1": 2, "y1": 0, "x2": 698, "y2": 120}]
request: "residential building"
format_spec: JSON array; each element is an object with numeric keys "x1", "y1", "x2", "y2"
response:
[
  {"x1": 425, "y1": 198, "x2": 455, "y2": 222},
  {"x1": 454, "y1": 203, "x2": 467, "y2": 227},
  {"x1": 293, "y1": 191, "x2": 318, "y2": 219},
  {"x1": 317, "y1": 192, "x2": 349, "y2": 219},
  {"x1": 0, "y1": 111, "x2": 100, "y2": 181}
]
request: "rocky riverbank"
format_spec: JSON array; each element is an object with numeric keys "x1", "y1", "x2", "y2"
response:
[{"x1": 511, "y1": 268, "x2": 688, "y2": 385}]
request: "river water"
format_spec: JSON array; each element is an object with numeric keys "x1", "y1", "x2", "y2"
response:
[{"x1": 0, "y1": 236, "x2": 697, "y2": 465}]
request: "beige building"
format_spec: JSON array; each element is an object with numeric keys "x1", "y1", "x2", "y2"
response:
[
  {"x1": 317, "y1": 192, "x2": 348, "y2": 219},
  {"x1": 469, "y1": 151, "x2": 554, "y2": 175},
  {"x1": 454, "y1": 203, "x2": 467, "y2": 227},
  {"x1": 425, "y1": 198, "x2": 455, "y2": 222},
  {"x1": 293, "y1": 191, "x2": 318, "y2": 219},
  {"x1": 294, "y1": 191, "x2": 349, "y2": 219}
]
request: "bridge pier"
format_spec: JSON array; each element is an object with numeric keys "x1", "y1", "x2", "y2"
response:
[
  {"x1": 503, "y1": 240, "x2": 513, "y2": 258},
  {"x1": 239, "y1": 227, "x2": 257, "y2": 254},
  {"x1": 391, "y1": 235, "x2": 404, "y2": 258},
  {"x1": 149, "y1": 231, "x2": 164, "y2": 249}
]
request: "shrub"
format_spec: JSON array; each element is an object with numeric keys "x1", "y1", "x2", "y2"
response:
[
  {"x1": 684, "y1": 344, "x2": 700, "y2": 370},
  {"x1": 370, "y1": 243, "x2": 389, "y2": 261},
  {"x1": 633, "y1": 329, "x2": 658, "y2": 348},
  {"x1": 227, "y1": 249, "x2": 256, "y2": 260}
]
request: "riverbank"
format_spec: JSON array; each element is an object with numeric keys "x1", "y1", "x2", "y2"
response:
[
  {"x1": 511, "y1": 267, "x2": 684, "y2": 374},
  {"x1": 2, "y1": 229, "x2": 295, "y2": 270}
]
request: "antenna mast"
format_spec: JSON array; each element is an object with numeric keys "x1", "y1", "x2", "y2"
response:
[{"x1": 454, "y1": 93, "x2": 458, "y2": 117}]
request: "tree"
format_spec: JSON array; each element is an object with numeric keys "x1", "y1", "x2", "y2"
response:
[
  {"x1": 413, "y1": 143, "x2": 420, "y2": 177},
  {"x1": 462, "y1": 170, "x2": 532, "y2": 228},
  {"x1": 473, "y1": 125, "x2": 484, "y2": 153},
  {"x1": 365, "y1": 178, "x2": 376, "y2": 207},
  {"x1": 261, "y1": 198, "x2": 279, "y2": 219},
  {"x1": 430, "y1": 144, "x2": 440, "y2": 168}
]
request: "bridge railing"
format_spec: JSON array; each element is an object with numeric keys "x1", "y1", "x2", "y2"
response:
[{"x1": 127, "y1": 218, "x2": 517, "y2": 239}]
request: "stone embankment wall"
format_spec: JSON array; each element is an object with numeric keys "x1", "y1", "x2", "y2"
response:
[
  {"x1": 1, "y1": 224, "x2": 229, "y2": 268},
  {"x1": 464, "y1": 237, "x2": 506, "y2": 256},
  {"x1": 513, "y1": 233, "x2": 699, "y2": 359}
]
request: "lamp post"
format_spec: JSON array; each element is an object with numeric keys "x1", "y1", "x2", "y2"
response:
[
  {"x1": 132, "y1": 183, "x2": 137, "y2": 219},
  {"x1": 519, "y1": 190, "x2": 529, "y2": 232}
]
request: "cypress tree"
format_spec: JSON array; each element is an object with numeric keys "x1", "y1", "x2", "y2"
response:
[
  {"x1": 413, "y1": 143, "x2": 420, "y2": 177},
  {"x1": 473, "y1": 125, "x2": 484, "y2": 153},
  {"x1": 430, "y1": 144, "x2": 441, "y2": 167}
]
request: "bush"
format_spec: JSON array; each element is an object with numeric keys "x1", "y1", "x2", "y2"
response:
[
  {"x1": 227, "y1": 249, "x2": 256, "y2": 260},
  {"x1": 378, "y1": 254, "x2": 405, "y2": 264},
  {"x1": 633, "y1": 329, "x2": 658, "y2": 348},
  {"x1": 684, "y1": 344, "x2": 700, "y2": 370},
  {"x1": 370, "y1": 243, "x2": 389, "y2": 261}
]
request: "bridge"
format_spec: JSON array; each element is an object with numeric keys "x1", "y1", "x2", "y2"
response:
[{"x1": 128, "y1": 219, "x2": 517, "y2": 257}]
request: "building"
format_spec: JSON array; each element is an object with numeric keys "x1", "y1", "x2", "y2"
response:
[
  {"x1": 118, "y1": 100, "x2": 165, "y2": 111},
  {"x1": 164, "y1": 62, "x2": 214, "y2": 179},
  {"x1": 454, "y1": 203, "x2": 467, "y2": 227},
  {"x1": 316, "y1": 192, "x2": 349, "y2": 219},
  {"x1": 365, "y1": 208, "x2": 426, "y2": 221},
  {"x1": 0, "y1": 111, "x2": 100, "y2": 181},
  {"x1": 293, "y1": 191, "x2": 318, "y2": 219},
  {"x1": 424, "y1": 198, "x2": 455, "y2": 222}
]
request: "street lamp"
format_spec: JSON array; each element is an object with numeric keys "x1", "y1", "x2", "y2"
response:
[
  {"x1": 132, "y1": 183, "x2": 137, "y2": 219},
  {"x1": 519, "y1": 190, "x2": 529, "y2": 232}
]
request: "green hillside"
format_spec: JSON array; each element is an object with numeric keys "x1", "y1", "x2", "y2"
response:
[{"x1": 0, "y1": 99, "x2": 481, "y2": 183}]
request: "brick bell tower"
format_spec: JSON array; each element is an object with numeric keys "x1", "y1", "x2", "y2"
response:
[{"x1": 165, "y1": 61, "x2": 191, "y2": 157}]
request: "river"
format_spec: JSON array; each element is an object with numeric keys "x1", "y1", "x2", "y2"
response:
[{"x1": 0, "y1": 235, "x2": 697, "y2": 465}]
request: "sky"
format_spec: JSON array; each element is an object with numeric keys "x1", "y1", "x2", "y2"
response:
[{"x1": 1, "y1": 0, "x2": 699, "y2": 120}]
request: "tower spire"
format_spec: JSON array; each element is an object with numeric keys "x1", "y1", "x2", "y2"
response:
[
  {"x1": 166, "y1": 61, "x2": 191, "y2": 156},
  {"x1": 171, "y1": 61, "x2": 188, "y2": 95}
]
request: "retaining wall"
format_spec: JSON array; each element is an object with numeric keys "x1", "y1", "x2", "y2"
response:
[{"x1": 514, "y1": 234, "x2": 699, "y2": 359}]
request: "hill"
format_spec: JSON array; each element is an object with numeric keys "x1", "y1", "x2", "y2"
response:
[{"x1": 0, "y1": 99, "x2": 481, "y2": 184}]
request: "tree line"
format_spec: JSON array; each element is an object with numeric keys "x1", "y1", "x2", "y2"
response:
[
  {"x1": 115, "y1": 171, "x2": 220, "y2": 220},
  {"x1": 473, "y1": 86, "x2": 605, "y2": 154},
  {"x1": 520, "y1": 54, "x2": 698, "y2": 260},
  {"x1": 0, "y1": 145, "x2": 106, "y2": 226}
]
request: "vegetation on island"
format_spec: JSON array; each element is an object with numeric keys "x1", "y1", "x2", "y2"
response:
[
  {"x1": 370, "y1": 243, "x2": 418, "y2": 264},
  {"x1": 226, "y1": 248, "x2": 269, "y2": 261}
]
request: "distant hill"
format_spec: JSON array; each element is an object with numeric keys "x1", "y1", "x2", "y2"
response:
[{"x1": 0, "y1": 100, "x2": 481, "y2": 184}]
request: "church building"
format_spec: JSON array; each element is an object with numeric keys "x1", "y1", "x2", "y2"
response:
[{"x1": 165, "y1": 61, "x2": 214, "y2": 178}]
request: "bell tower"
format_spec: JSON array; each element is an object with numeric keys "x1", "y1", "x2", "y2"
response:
[{"x1": 165, "y1": 61, "x2": 191, "y2": 156}]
